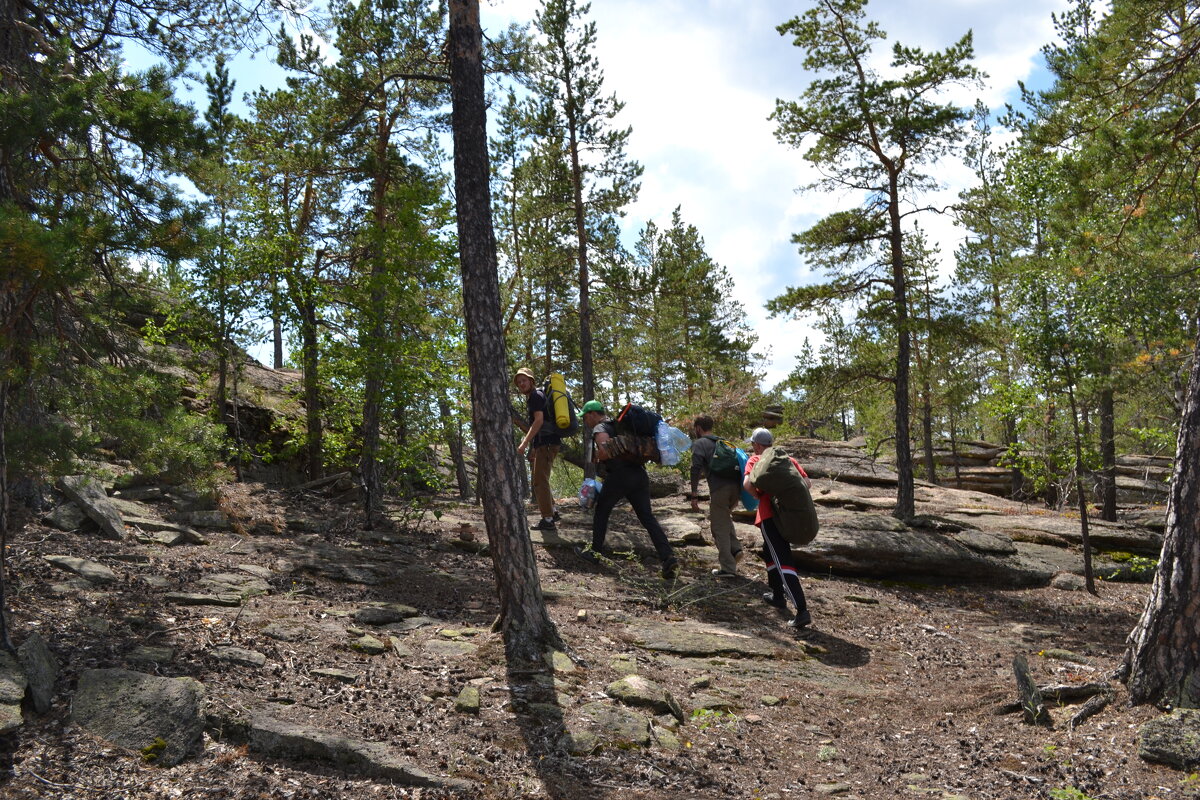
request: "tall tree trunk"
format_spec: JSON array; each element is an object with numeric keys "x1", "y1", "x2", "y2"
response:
[
  {"x1": 230, "y1": 345, "x2": 243, "y2": 482},
  {"x1": 1064, "y1": 378, "x2": 1096, "y2": 594},
  {"x1": 0, "y1": 379, "x2": 12, "y2": 652},
  {"x1": 921, "y1": 378, "x2": 937, "y2": 484},
  {"x1": 950, "y1": 413, "x2": 962, "y2": 489},
  {"x1": 360, "y1": 124, "x2": 391, "y2": 530},
  {"x1": 1120, "y1": 335, "x2": 1200, "y2": 708},
  {"x1": 1099, "y1": 385, "x2": 1117, "y2": 522},
  {"x1": 448, "y1": 0, "x2": 562, "y2": 664},
  {"x1": 299, "y1": 302, "x2": 323, "y2": 481},
  {"x1": 439, "y1": 397, "x2": 473, "y2": 502},
  {"x1": 888, "y1": 174, "x2": 914, "y2": 520},
  {"x1": 566, "y1": 117, "x2": 593, "y2": 403},
  {"x1": 271, "y1": 273, "x2": 284, "y2": 370}
]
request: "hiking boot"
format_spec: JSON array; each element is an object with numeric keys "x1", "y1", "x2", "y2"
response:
[
  {"x1": 711, "y1": 568, "x2": 739, "y2": 578},
  {"x1": 575, "y1": 546, "x2": 606, "y2": 565},
  {"x1": 662, "y1": 561, "x2": 680, "y2": 581},
  {"x1": 552, "y1": 510, "x2": 562, "y2": 522},
  {"x1": 531, "y1": 518, "x2": 557, "y2": 532},
  {"x1": 762, "y1": 592, "x2": 787, "y2": 609},
  {"x1": 788, "y1": 609, "x2": 813, "y2": 629}
]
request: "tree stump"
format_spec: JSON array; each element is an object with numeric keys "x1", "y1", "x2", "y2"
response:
[{"x1": 1013, "y1": 655, "x2": 1052, "y2": 727}]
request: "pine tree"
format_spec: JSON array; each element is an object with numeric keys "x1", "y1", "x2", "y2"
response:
[
  {"x1": 528, "y1": 0, "x2": 642, "y2": 403},
  {"x1": 447, "y1": 0, "x2": 563, "y2": 665},
  {"x1": 769, "y1": 0, "x2": 981, "y2": 520}
]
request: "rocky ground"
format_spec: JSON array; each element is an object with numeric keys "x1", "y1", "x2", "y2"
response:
[{"x1": 0, "y1": 456, "x2": 1192, "y2": 800}]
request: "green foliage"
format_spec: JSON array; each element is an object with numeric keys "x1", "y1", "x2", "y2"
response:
[
  {"x1": 689, "y1": 708, "x2": 737, "y2": 730},
  {"x1": 65, "y1": 363, "x2": 226, "y2": 488},
  {"x1": 1105, "y1": 554, "x2": 1158, "y2": 581},
  {"x1": 140, "y1": 737, "x2": 169, "y2": 763},
  {"x1": 1049, "y1": 788, "x2": 1095, "y2": 800}
]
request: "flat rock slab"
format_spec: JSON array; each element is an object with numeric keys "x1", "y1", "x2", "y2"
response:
[
  {"x1": 794, "y1": 512, "x2": 1126, "y2": 587},
  {"x1": 658, "y1": 515, "x2": 704, "y2": 544},
  {"x1": 200, "y1": 573, "x2": 271, "y2": 599},
  {"x1": 383, "y1": 616, "x2": 439, "y2": 633},
  {"x1": 576, "y1": 701, "x2": 652, "y2": 747},
  {"x1": 352, "y1": 603, "x2": 418, "y2": 626},
  {"x1": 624, "y1": 620, "x2": 777, "y2": 658},
  {"x1": 0, "y1": 652, "x2": 28, "y2": 706},
  {"x1": 1139, "y1": 708, "x2": 1200, "y2": 770},
  {"x1": 262, "y1": 623, "x2": 307, "y2": 642},
  {"x1": 422, "y1": 639, "x2": 478, "y2": 657},
  {"x1": 126, "y1": 517, "x2": 208, "y2": 545},
  {"x1": 606, "y1": 675, "x2": 682, "y2": 718},
  {"x1": 655, "y1": 653, "x2": 847, "y2": 690},
  {"x1": 0, "y1": 702, "x2": 20, "y2": 734},
  {"x1": 44, "y1": 555, "x2": 117, "y2": 585},
  {"x1": 57, "y1": 476, "x2": 125, "y2": 540},
  {"x1": 108, "y1": 497, "x2": 157, "y2": 520},
  {"x1": 247, "y1": 714, "x2": 471, "y2": 790},
  {"x1": 71, "y1": 669, "x2": 205, "y2": 767},
  {"x1": 211, "y1": 646, "x2": 267, "y2": 668}
]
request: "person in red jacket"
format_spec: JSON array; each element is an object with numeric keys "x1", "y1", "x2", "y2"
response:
[{"x1": 743, "y1": 427, "x2": 812, "y2": 629}]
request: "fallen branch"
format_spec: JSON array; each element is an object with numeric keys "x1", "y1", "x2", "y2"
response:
[
  {"x1": 1067, "y1": 690, "x2": 1114, "y2": 731},
  {"x1": 994, "y1": 681, "x2": 1113, "y2": 715}
]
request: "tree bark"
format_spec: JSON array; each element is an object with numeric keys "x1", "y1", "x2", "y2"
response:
[
  {"x1": 439, "y1": 397, "x2": 473, "y2": 502},
  {"x1": 1099, "y1": 385, "x2": 1117, "y2": 522},
  {"x1": 299, "y1": 300, "x2": 323, "y2": 481},
  {"x1": 921, "y1": 377, "x2": 937, "y2": 484},
  {"x1": 1064, "y1": 378, "x2": 1096, "y2": 594},
  {"x1": 447, "y1": 0, "x2": 562, "y2": 664},
  {"x1": 1121, "y1": 333, "x2": 1200, "y2": 709},
  {"x1": 888, "y1": 172, "x2": 915, "y2": 520}
]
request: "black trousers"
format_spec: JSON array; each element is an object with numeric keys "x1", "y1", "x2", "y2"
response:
[
  {"x1": 761, "y1": 515, "x2": 808, "y2": 614},
  {"x1": 592, "y1": 465, "x2": 677, "y2": 566}
]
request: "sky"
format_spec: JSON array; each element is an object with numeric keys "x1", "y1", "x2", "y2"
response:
[
  {"x1": 475, "y1": 0, "x2": 1072, "y2": 390},
  {"x1": 152, "y1": 0, "x2": 1073, "y2": 387}
]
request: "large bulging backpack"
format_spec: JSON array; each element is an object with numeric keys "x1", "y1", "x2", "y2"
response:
[
  {"x1": 748, "y1": 446, "x2": 819, "y2": 546},
  {"x1": 542, "y1": 373, "x2": 579, "y2": 436},
  {"x1": 614, "y1": 402, "x2": 662, "y2": 437},
  {"x1": 606, "y1": 403, "x2": 663, "y2": 464},
  {"x1": 705, "y1": 435, "x2": 743, "y2": 479}
]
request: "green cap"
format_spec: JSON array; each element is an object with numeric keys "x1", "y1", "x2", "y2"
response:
[{"x1": 581, "y1": 400, "x2": 604, "y2": 414}]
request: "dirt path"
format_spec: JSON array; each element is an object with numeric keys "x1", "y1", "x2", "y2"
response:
[{"x1": 0, "y1": 486, "x2": 1178, "y2": 800}]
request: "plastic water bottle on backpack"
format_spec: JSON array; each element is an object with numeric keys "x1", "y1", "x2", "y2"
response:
[{"x1": 655, "y1": 421, "x2": 692, "y2": 466}]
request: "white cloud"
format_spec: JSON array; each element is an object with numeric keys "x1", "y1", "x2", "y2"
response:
[{"x1": 488, "y1": 0, "x2": 1073, "y2": 390}]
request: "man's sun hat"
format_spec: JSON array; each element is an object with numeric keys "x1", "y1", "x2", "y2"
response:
[
  {"x1": 514, "y1": 367, "x2": 535, "y2": 384},
  {"x1": 748, "y1": 427, "x2": 773, "y2": 446},
  {"x1": 581, "y1": 400, "x2": 604, "y2": 414}
]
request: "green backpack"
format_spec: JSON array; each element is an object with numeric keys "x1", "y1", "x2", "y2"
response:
[
  {"x1": 706, "y1": 435, "x2": 743, "y2": 479},
  {"x1": 748, "y1": 446, "x2": 819, "y2": 546}
]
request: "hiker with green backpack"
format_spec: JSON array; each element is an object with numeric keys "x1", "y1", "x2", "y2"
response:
[
  {"x1": 688, "y1": 415, "x2": 746, "y2": 577},
  {"x1": 744, "y1": 427, "x2": 814, "y2": 629}
]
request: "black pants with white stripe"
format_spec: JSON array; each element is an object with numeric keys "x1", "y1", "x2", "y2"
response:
[{"x1": 760, "y1": 516, "x2": 807, "y2": 615}]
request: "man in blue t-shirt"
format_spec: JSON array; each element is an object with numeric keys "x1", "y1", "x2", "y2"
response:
[{"x1": 514, "y1": 367, "x2": 561, "y2": 531}]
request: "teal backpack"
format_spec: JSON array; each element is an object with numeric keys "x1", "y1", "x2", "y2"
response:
[{"x1": 706, "y1": 435, "x2": 743, "y2": 479}]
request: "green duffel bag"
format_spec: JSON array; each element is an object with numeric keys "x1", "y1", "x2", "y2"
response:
[{"x1": 748, "y1": 445, "x2": 819, "y2": 546}]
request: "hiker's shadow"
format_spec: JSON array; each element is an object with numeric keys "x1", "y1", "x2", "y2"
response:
[{"x1": 795, "y1": 627, "x2": 871, "y2": 668}]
